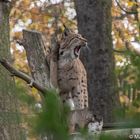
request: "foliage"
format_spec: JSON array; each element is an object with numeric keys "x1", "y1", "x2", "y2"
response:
[
  {"x1": 8, "y1": 0, "x2": 140, "y2": 139},
  {"x1": 100, "y1": 134, "x2": 128, "y2": 140},
  {"x1": 31, "y1": 89, "x2": 70, "y2": 140},
  {"x1": 15, "y1": 81, "x2": 35, "y2": 105}
]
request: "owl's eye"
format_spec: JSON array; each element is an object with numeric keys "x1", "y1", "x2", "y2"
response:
[{"x1": 60, "y1": 51, "x2": 64, "y2": 55}]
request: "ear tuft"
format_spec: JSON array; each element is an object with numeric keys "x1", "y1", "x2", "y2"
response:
[{"x1": 63, "y1": 24, "x2": 71, "y2": 37}]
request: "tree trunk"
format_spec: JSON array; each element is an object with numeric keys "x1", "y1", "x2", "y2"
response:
[
  {"x1": 22, "y1": 30, "x2": 50, "y2": 88},
  {"x1": 74, "y1": 0, "x2": 120, "y2": 123},
  {"x1": 0, "y1": 2, "x2": 24, "y2": 140}
]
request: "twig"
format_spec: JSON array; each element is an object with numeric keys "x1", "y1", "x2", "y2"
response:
[
  {"x1": 0, "y1": 59, "x2": 47, "y2": 96},
  {"x1": 113, "y1": 49, "x2": 126, "y2": 53},
  {"x1": 115, "y1": 0, "x2": 138, "y2": 14}
]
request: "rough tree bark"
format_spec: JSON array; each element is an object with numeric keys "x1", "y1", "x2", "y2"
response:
[
  {"x1": 0, "y1": 1, "x2": 24, "y2": 140},
  {"x1": 0, "y1": 30, "x2": 59, "y2": 99},
  {"x1": 74, "y1": 0, "x2": 120, "y2": 123},
  {"x1": 22, "y1": 30, "x2": 50, "y2": 88},
  {"x1": 19, "y1": 30, "x2": 59, "y2": 92}
]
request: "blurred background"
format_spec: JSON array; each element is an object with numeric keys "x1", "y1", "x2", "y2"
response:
[{"x1": 0, "y1": 0, "x2": 140, "y2": 139}]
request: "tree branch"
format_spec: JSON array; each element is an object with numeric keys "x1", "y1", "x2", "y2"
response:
[
  {"x1": 113, "y1": 49, "x2": 126, "y2": 53},
  {"x1": 115, "y1": 0, "x2": 138, "y2": 14},
  {"x1": 0, "y1": 59, "x2": 47, "y2": 96}
]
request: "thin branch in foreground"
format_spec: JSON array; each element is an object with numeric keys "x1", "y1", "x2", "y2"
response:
[{"x1": 0, "y1": 59, "x2": 47, "y2": 96}]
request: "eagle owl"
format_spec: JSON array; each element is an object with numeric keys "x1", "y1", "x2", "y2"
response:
[{"x1": 57, "y1": 28, "x2": 88, "y2": 110}]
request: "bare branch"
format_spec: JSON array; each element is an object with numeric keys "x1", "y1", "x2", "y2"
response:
[
  {"x1": 0, "y1": 59, "x2": 48, "y2": 96},
  {"x1": 115, "y1": 0, "x2": 138, "y2": 14},
  {"x1": 113, "y1": 49, "x2": 126, "y2": 53}
]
